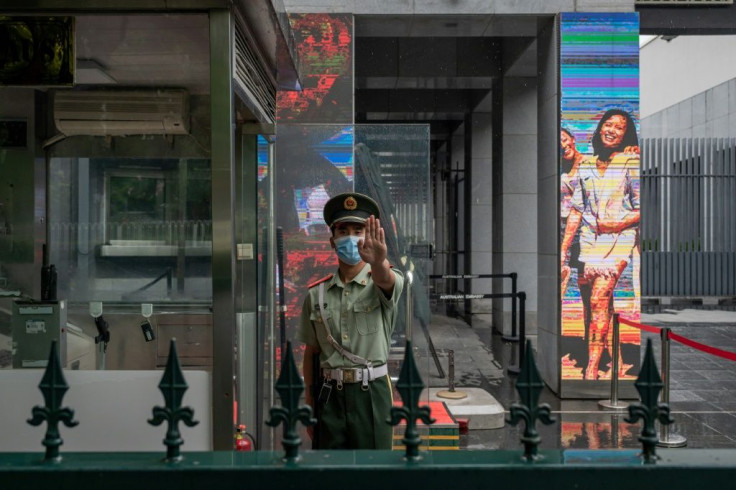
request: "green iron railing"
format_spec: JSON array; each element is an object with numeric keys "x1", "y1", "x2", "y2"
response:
[
  {"x1": 26, "y1": 340, "x2": 78, "y2": 462},
  {"x1": 147, "y1": 340, "x2": 199, "y2": 462},
  {"x1": 2, "y1": 337, "x2": 736, "y2": 489}
]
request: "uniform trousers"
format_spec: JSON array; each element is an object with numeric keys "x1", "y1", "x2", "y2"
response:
[{"x1": 316, "y1": 375, "x2": 393, "y2": 450}]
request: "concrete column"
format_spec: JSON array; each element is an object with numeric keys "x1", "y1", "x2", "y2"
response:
[
  {"x1": 492, "y1": 77, "x2": 538, "y2": 336},
  {"x1": 536, "y1": 17, "x2": 561, "y2": 393},
  {"x1": 468, "y1": 94, "x2": 493, "y2": 324},
  {"x1": 451, "y1": 123, "x2": 466, "y2": 300},
  {"x1": 432, "y1": 140, "x2": 454, "y2": 291}
]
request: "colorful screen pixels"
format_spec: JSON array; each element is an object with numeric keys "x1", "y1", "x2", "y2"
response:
[
  {"x1": 276, "y1": 14, "x2": 353, "y2": 123},
  {"x1": 560, "y1": 13, "x2": 641, "y2": 382},
  {"x1": 273, "y1": 124, "x2": 354, "y2": 341},
  {"x1": 257, "y1": 135, "x2": 268, "y2": 181}
]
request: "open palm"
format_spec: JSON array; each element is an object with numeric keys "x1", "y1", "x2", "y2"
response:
[{"x1": 359, "y1": 215, "x2": 387, "y2": 266}]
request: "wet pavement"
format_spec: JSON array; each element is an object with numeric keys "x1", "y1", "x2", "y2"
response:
[{"x1": 411, "y1": 307, "x2": 736, "y2": 450}]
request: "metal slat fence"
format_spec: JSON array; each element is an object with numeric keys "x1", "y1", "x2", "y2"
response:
[{"x1": 641, "y1": 138, "x2": 736, "y2": 296}]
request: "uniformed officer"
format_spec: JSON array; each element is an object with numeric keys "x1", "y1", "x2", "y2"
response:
[{"x1": 296, "y1": 192, "x2": 404, "y2": 449}]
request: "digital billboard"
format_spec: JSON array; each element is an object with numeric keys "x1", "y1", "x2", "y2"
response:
[
  {"x1": 559, "y1": 13, "x2": 641, "y2": 384},
  {"x1": 276, "y1": 14, "x2": 353, "y2": 123}
]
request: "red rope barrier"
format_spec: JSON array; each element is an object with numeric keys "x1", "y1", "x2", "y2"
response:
[
  {"x1": 618, "y1": 316, "x2": 662, "y2": 334},
  {"x1": 618, "y1": 315, "x2": 736, "y2": 362},
  {"x1": 667, "y1": 331, "x2": 736, "y2": 362}
]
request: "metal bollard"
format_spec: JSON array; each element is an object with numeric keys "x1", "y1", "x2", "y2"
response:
[
  {"x1": 657, "y1": 326, "x2": 687, "y2": 447},
  {"x1": 448, "y1": 350, "x2": 455, "y2": 391},
  {"x1": 437, "y1": 349, "x2": 467, "y2": 399},
  {"x1": 599, "y1": 313, "x2": 629, "y2": 411}
]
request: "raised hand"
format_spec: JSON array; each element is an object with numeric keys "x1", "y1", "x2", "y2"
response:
[{"x1": 358, "y1": 215, "x2": 387, "y2": 267}]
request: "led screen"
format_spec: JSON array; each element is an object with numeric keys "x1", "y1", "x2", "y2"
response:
[
  {"x1": 276, "y1": 14, "x2": 353, "y2": 123},
  {"x1": 560, "y1": 13, "x2": 641, "y2": 383}
]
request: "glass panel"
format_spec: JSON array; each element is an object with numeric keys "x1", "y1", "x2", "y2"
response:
[
  {"x1": 273, "y1": 123, "x2": 354, "y2": 354},
  {"x1": 255, "y1": 134, "x2": 276, "y2": 449},
  {"x1": 0, "y1": 13, "x2": 212, "y2": 371},
  {"x1": 354, "y1": 124, "x2": 433, "y2": 422},
  {"x1": 268, "y1": 124, "x2": 353, "y2": 446},
  {"x1": 0, "y1": 147, "x2": 35, "y2": 370},
  {"x1": 271, "y1": 123, "x2": 431, "y2": 447},
  {"x1": 48, "y1": 157, "x2": 212, "y2": 303},
  {"x1": 354, "y1": 124, "x2": 433, "y2": 341}
]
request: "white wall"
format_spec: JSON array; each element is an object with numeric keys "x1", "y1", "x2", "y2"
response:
[
  {"x1": 641, "y1": 35, "x2": 736, "y2": 118},
  {"x1": 493, "y1": 77, "x2": 538, "y2": 335},
  {"x1": 0, "y1": 370, "x2": 212, "y2": 452},
  {"x1": 642, "y1": 78, "x2": 736, "y2": 140}
]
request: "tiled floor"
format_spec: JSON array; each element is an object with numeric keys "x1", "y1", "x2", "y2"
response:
[{"x1": 412, "y1": 307, "x2": 736, "y2": 450}]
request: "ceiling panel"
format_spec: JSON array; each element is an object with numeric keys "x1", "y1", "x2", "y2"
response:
[
  {"x1": 75, "y1": 14, "x2": 211, "y2": 94},
  {"x1": 355, "y1": 14, "x2": 542, "y2": 38}
]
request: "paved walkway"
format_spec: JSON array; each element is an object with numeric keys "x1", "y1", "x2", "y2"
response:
[{"x1": 412, "y1": 307, "x2": 736, "y2": 450}]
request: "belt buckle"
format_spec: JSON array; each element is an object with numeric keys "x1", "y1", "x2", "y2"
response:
[{"x1": 343, "y1": 369, "x2": 356, "y2": 383}]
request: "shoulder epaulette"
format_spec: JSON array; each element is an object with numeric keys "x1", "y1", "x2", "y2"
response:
[{"x1": 308, "y1": 274, "x2": 333, "y2": 288}]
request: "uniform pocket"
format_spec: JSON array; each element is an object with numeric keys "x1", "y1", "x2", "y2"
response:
[
  {"x1": 310, "y1": 309, "x2": 332, "y2": 340},
  {"x1": 310, "y1": 310, "x2": 324, "y2": 325},
  {"x1": 354, "y1": 298, "x2": 380, "y2": 335}
]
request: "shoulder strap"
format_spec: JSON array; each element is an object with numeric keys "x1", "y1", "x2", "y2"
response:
[
  {"x1": 308, "y1": 274, "x2": 333, "y2": 289},
  {"x1": 318, "y1": 282, "x2": 371, "y2": 367}
]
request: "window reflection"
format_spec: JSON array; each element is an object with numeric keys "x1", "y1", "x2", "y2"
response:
[{"x1": 49, "y1": 157, "x2": 212, "y2": 303}]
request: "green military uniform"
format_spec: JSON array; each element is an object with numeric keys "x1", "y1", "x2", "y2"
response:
[
  {"x1": 296, "y1": 264, "x2": 404, "y2": 449},
  {"x1": 295, "y1": 192, "x2": 404, "y2": 449}
]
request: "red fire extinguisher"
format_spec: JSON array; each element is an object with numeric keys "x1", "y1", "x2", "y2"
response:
[{"x1": 235, "y1": 424, "x2": 253, "y2": 451}]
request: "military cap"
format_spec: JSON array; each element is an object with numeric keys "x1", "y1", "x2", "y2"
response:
[{"x1": 323, "y1": 192, "x2": 380, "y2": 228}]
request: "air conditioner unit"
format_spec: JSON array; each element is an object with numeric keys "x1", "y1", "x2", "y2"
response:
[{"x1": 54, "y1": 89, "x2": 190, "y2": 136}]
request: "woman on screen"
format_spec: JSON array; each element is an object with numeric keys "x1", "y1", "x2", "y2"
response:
[{"x1": 560, "y1": 109, "x2": 640, "y2": 380}]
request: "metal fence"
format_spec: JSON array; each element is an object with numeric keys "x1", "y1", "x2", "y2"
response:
[
  {"x1": 641, "y1": 138, "x2": 736, "y2": 296},
  {"x1": 3, "y1": 337, "x2": 736, "y2": 488}
]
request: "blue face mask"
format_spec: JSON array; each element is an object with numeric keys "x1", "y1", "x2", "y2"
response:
[{"x1": 334, "y1": 235, "x2": 363, "y2": 265}]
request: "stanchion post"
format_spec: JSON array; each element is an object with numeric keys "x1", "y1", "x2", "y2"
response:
[
  {"x1": 599, "y1": 313, "x2": 628, "y2": 410},
  {"x1": 437, "y1": 350, "x2": 468, "y2": 399},
  {"x1": 657, "y1": 326, "x2": 687, "y2": 447},
  {"x1": 448, "y1": 350, "x2": 455, "y2": 390},
  {"x1": 507, "y1": 291, "x2": 526, "y2": 375},
  {"x1": 502, "y1": 273, "x2": 519, "y2": 342}
]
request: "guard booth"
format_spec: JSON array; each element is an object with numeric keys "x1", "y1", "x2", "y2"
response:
[{"x1": 0, "y1": 0, "x2": 302, "y2": 451}]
